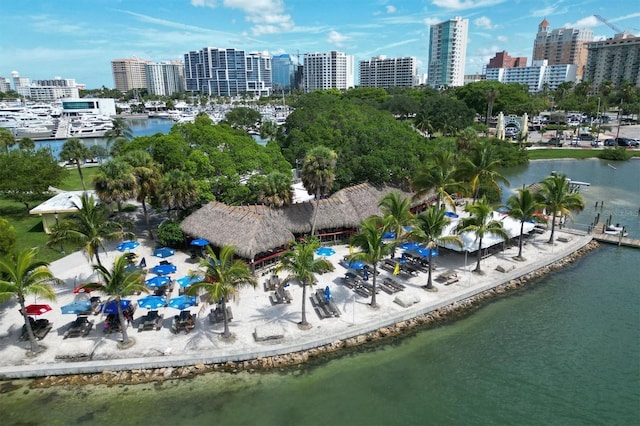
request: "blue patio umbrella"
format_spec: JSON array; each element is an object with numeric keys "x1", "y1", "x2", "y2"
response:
[
  {"x1": 117, "y1": 240, "x2": 140, "y2": 252},
  {"x1": 151, "y1": 264, "x2": 177, "y2": 275},
  {"x1": 153, "y1": 247, "x2": 175, "y2": 258},
  {"x1": 340, "y1": 259, "x2": 366, "y2": 270},
  {"x1": 324, "y1": 286, "x2": 332, "y2": 302},
  {"x1": 445, "y1": 211, "x2": 459, "y2": 218},
  {"x1": 315, "y1": 247, "x2": 336, "y2": 257},
  {"x1": 190, "y1": 238, "x2": 210, "y2": 247},
  {"x1": 61, "y1": 300, "x2": 92, "y2": 315},
  {"x1": 382, "y1": 231, "x2": 396, "y2": 239},
  {"x1": 176, "y1": 275, "x2": 202, "y2": 288},
  {"x1": 137, "y1": 295, "x2": 167, "y2": 310},
  {"x1": 400, "y1": 241, "x2": 420, "y2": 251},
  {"x1": 146, "y1": 275, "x2": 171, "y2": 288},
  {"x1": 101, "y1": 299, "x2": 132, "y2": 315},
  {"x1": 168, "y1": 295, "x2": 197, "y2": 311}
]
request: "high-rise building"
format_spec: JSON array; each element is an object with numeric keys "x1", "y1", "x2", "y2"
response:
[
  {"x1": 532, "y1": 19, "x2": 593, "y2": 81},
  {"x1": 11, "y1": 71, "x2": 31, "y2": 97},
  {"x1": 584, "y1": 33, "x2": 640, "y2": 89},
  {"x1": 427, "y1": 16, "x2": 468, "y2": 88},
  {"x1": 8, "y1": 72, "x2": 79, "y2": 100},
  {"x1": 145, "y1": 61, "x2": 185, "y2": 96},
  {"x1": 272, "y1": 54, "x2": 296, "y2": 92},
  {"x1": 358, "y1": 55, "x2": 417, "y2": 88},
  {"x1": 0, "y1": 75, "x2": 13, "y2": 93},
  {"x1": 111, "y1": 58, "x2": 150, "y2": 92},
  {"x1": 487, "y1": 51, "x2": 527, "y2": 69},
  {"x1": 184, "y1": 47, "x2": 272, "y2": 97},
  {"x1": 486, "y1": 59, "x2": 576, "y2": 93},
  {"x1": 303, "y1": 51, "x2": 355, "y2": 92}
]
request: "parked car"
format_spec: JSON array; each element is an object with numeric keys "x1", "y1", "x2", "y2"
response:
[
  {"x1": 546, "y1": 137, "x2": 562, "y2": 146},
  {"x1": 615, "y1": 137, "x2": 638, "y2": 147},
  {"x1": 604, "y1": 138, "x2": 616, "y2": 146},
  {"x1": 591, "y1": 139, "x2": 601, "y2": 147},
  {"x1": 579, "y1": 133, "x2": 595, "y2": 141}
]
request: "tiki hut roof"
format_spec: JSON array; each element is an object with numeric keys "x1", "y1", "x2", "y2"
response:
[{"x1": 180, "y1": 183, "x2": 418, "y2": 259}]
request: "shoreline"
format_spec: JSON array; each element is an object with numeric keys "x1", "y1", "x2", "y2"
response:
[{"x1": 2, "y1": 238, "x2": 599, "y2": 388}]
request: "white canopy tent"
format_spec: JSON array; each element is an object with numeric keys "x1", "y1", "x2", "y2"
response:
[{"x1": 438, "y1": 211, "x2": 536, "y2": 253}]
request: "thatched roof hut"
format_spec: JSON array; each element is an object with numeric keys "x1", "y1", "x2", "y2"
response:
[{"x1": 180, "y1": 183, "x2": 419, "y2": 260}]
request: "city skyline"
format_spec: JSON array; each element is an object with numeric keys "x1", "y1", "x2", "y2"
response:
[{"x1": 1, "y1": 0, "x2": 639, "y2": 89}]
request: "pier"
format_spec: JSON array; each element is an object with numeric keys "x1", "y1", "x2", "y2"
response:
[{"x1": 591, "y1": 223, "x2": 640, "y2": 248}]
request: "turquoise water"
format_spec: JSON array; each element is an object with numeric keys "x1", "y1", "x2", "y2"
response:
[{"x1": 1, "y1": 160, "x2": 638, "y2": 425}]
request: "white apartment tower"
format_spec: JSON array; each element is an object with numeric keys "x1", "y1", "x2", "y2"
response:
[
  {"x1": 427, "y1": 16, "x2": 468, "y2": 88},
  {"x1": 145, "y1": 61, "x2": 185, "y2": 96},
  {"x1": 111, "y1": 58, "x2": 150, "y2": 92},
  {"x1": 303, "y1": 51, "x2": 355, "y2": 92},
  {"x1": 359, "y1": 56, "x2": 417, "y2": 88}
]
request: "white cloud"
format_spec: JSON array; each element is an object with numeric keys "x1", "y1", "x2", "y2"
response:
[
  {"x1": 327, "y1": 30, "x2": 349, "y2": 47},
  {"x1": 386, "y1": 5, "x2": 397, "y2": 13},
  {"x1": 222, "y1": 0, "x2": 294, "y2": 35},
  {"x1": 497, "y1": 35, "x2": 507, "y2": 42},
  {"x1": 474, "y1": 16, "x2": 493, "y2": 29},
  {"x1": 191, "y1": 0, "x2": 217, "y2": 7},
  {"x1": 431, "y1": 0, "x2": 507, "y2": 10},
  {"x1": 424, "y1": 17, "x2": 441, "y2": 26},
  {"x1": 567, "y1": 16, "x2": 601, "y2": 29}
]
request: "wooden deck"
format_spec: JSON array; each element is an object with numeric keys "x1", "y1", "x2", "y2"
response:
[{"x1": 592, "y1": 223, "x2": 640, "y2": 249}]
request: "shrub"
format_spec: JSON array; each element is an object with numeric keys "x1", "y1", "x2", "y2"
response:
[
  {"x1": 598, "y1": 147, "x2": 632, "y2": 161},
  {"x1": 0, "y1": 217, "x2": 17, "y2": 256},
  {"x1": 156, "y1": 220, "x2": 185, "y2": 248}
]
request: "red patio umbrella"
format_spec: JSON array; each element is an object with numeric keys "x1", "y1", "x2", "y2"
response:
[
  {"x1": 73, "y1": 282, "x2": 105, "y2": 294},
  {"x1": 19, "y1": 304, "x2": 52, "y2": 316}
]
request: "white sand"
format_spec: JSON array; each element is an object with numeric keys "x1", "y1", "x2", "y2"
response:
[{"x1": 0, "y1": 229, "x2": 593, "y2": 378}]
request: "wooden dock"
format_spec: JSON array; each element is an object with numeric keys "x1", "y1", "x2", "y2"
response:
[{"x1": 591, "y1": 223, "x2": 640, "y2": 249}]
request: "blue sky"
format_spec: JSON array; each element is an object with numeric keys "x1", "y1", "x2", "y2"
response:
[{"x1": 1, "y1": 0, "x2": 639, "y2": 89}]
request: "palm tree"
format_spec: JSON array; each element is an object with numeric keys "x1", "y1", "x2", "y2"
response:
[
  {"x1": 378, "y1": 192, "x2": 414, "y2": 258},
  {"x1": 410, "y1": 206, "x2": 462, "y2": 290},
  {"x1": 187, "y1": 245, "x2": 257, "y2": 338},
  {"x1": 93, "y1": 159, "x2": 137, "y2": 215},
  {"x1": 300, "y1": 146, "x2": 337, "y2": 235},
  {"x1": 505, "y1": 187, "x2": 545, "y2": 260},
  {"x1": 104, "y1": 117, "x2": 133, "y2": 152},
  {"x1": 412, "y1": 150, "x2": 465, "y2": 211},
  {"x1": 456, "y1": 198, "x2": 509, "y2": 274},
  {"x1": 47, "y1": 193, "x2": 130, "y2": 266},
  {"x1": 458, "y1": 141, "x2": 510, "y2": 202},
  {"x1": 278, "y1": 237, "x2": 334, "y2": 328},
  {"x1": 60, "y1": 138, "x2": 91, "y2": 190},
  {"x1": 0, "y1": 128, "x2": 16, "y2": 153},
  {"x1": 93, "y1": 255, "x2": 147, "y2": 347},
  {"x1": 0, "y1": 248, "x2": 60, "y2": 354},
  {"x1": 535, "y1": 174, "x2": 585, "y2": 244},
  {"x1": 157, "y1": 169, "x2": 199, "y2": 219},
  {"x1": 349, "y1": 216, "x2": 392, "y2": 308},
  {"x1": 257, "y1": 171, "x2": 293, "y2": 207},
  {"x1": 121, "y1": 150, "x2": 161, "y2": 239},
  {"x1": 456, "y1": 127, "x2": 478, "y2": 151},
  {"x1": 485, "y1": 86, "x2": 500, "y2": 128}
]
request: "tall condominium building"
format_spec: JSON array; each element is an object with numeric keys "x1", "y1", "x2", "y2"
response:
[
  {"x1": 584, "y1": 33, "x2": 640, "y2": 89},
  {"x1": 8, "y1": 72, "x2": 79, "y2": 100},
  {"x1": 145, "y1": 61, "x2": 185, "y2": 96},
  {"x1": 0, "y1": 75, "x2": 13, "y2": 93},
  {"x1": 358, "y1": 55, "x2": 417, "y2": 88},
  {"x1": 184, "y1": 47, "x2": 272, "y2": 97},
  {"x1": 111, "y1": 58, "x2": 150, "y2": 92},
  {"x1": 272, "y1": 54, "x2": 297, "y2": 92},
  {"x1": 487, "y1": 51, "x2": 527, "y2": 69},
  {"x1": 303, "y1": 51, "x2": 355, "y2": 92},
  {"x1": 486, "y1": 59, "x2": 577, "y2": 93},
  {"x1": 427, "y1": 16, "x2": 468, "y2": 88},
  {"x1": 532, "y1": 19, "x2": 593, "y2": 81},
  {"x1": 11, "y1": 71, "x2": 31, "y2": 97}
]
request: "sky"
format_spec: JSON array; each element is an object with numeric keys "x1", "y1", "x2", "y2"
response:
[{"x1": 1, "y1": 0, "x2": 639, "y2": 89}]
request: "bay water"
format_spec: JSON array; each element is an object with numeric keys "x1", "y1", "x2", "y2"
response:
[{"x1": 2, "y1": 156, "x2": 638, "y2": 425}]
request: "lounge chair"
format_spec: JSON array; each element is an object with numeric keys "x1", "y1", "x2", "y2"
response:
[
  {"x1": 138, "y1": 310, "x2": 163, "y2": 331},
  {"x1": 63, "y1": 316, "x2": 94, "y2": 338}
]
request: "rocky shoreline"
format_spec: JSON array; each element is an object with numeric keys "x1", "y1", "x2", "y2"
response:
[{"x1": 22, "y1": 240, "x2": 600, "y2": 389}]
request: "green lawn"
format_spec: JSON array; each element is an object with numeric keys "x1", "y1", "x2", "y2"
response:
[
  {"x1": 527, "y1": 149, "x2": 640, "y2": 160},
  {"x1": 1, "y1": 165, "x2": 99, "y2": 263},
  {"x1": 56, "y1": 165, "x2": 100, "y2": 191}
]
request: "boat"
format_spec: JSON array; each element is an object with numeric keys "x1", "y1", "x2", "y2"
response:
[{"x1": 604, "y1": 224, "x2": 628, "y2": 237}]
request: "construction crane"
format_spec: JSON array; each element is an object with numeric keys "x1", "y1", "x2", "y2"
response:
[{"x1": 594, "y1": 14, "x2": 624, "y2": 34}]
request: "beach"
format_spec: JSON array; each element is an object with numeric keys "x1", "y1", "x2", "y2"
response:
[{"x1": 0, "y1": 226, "x2": 595, "y2": 382}]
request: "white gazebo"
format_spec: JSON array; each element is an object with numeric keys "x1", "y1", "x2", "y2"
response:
[{"x1": 29, "y1": 190, "x2": 96, "y2": 234}]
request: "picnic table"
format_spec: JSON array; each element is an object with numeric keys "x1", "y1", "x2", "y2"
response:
[
  {"x1": 208, "y1": 305, "x2": 233, "y2": 323},
  {"x1": 138, "y1": 310, "x2": 163, "y2": 331},
  {"x1": 63, "y1": 316, "x2": 94, "y2": 339},
  {"x1": 270, "y1": 286, "x2": 293, "y2": 304},
  {"x1": 311, "y1": 289, "x2": 341, "y2": 319},
  {"x1": 171, "y1": 310, "x2": 196, "y2": 333}
]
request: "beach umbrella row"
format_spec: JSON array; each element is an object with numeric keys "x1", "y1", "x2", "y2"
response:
[{"x1": 153, "y1": 247, "x2": 175, "y2": 258}]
